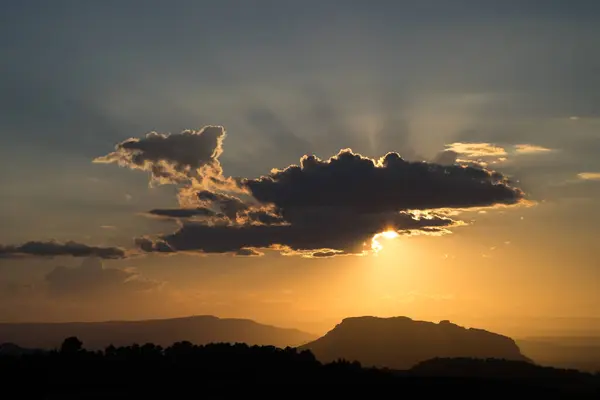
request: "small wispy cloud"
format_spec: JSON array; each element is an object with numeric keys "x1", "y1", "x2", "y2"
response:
[
  {"x1": 578, "y1": 172, "x2": 600, "y2": 181},
  {"x1": 514, "y1": 144, "x2": 554, "y2": 154},
  {"x1": 438, "y1": 142, "x2": 555, "y2": 167},
  {"x1": 445, "y1": 142, "x2": 507, "y2": 158}
]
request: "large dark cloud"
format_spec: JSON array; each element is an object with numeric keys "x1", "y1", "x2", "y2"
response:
[
  {"x1": 244, "y1": 149, "x2": 523, "y2": 215},
  {"x1": 138, "y1": 211, "x2": 458, "y2": 257},
  {"x1": 135, "y1": 148, "x2": 523, "y2": 257},
  {"x1": 0, "y1": 241, "x2": 126, "y2": 259},
  {"x1": 95, "y1": 125, "x2": 525, "y2": 258}
]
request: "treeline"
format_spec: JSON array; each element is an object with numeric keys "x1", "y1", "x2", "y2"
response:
[
  {"x1": 1, "y1": 337, "x2": 387, "y2": 389},
  {"x1": 1, "y1": 337, "x2": 599, "y2": 398}
]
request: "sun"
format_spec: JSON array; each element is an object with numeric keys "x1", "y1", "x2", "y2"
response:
[
  {"x1": 371, "y1": 230, "x2": 400, "y2": 253},
  {"x1": 381, "y1": 230, "x2": 399, "y2": 239}
]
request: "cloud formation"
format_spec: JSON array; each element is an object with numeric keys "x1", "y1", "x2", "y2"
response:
[
  {"x1": 0, "y1": 241, "x2": 126, "y2": 259},
  {"x1": 96, "y1": 126, "x2": 525, "y2": 258},
  {"x1": 444, "y1": 142, "x2": 507, "y2": 158},
  {"x1": 146, "y1": 207, "x2": 218, "y2": 219},
  {"x1": 146, "y1": 189, "x2": 286, "y2": 226},
  {"x1": 244, "y1": 150, "x2": 522, "y2": 213},
  {"x1": 514, "y1": 144, "x2": 554, "y2": 154},
  {"x1": 137, "y1": 210, "x2": 459, "y2": 257},
  {"x1": 93, "y1": 126, "x2": 227, "y2": 187},
  {"x1": 578, "y1": 172, "x2": 600, "y2": 181},
  {"x1": 434, "y1": 142, "x2": 507, "y2": 168},
  {"x1": 235, "y1": 248, "x2": 265, "y2": 257},
  {"x1": 436, "y1": 142, "x2": 556, "y2": 168}
]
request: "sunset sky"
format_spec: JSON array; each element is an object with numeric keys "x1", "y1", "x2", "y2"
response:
[{"x1": 1, "y1": 0, "x2": 599, "y2": 337}]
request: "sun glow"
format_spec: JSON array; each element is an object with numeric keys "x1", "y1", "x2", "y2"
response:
[
  {"x1": 381, "y1": 230, "x2": 399, "y2": 239},
  {"x1": 371, "y1": 230, "x2": 400, "y2": 253}
]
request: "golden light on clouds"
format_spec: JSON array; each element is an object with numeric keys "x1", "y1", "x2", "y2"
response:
[
  {"x1": 444, "y1": 142, "x2": 555, "y2": 166},
  {"x1": 514, "y1": 144, "x2": 554, "y2": 154},
  {"x1": 371, "y1": 230, "x2": 400, "y2": 253},
  {"x1": 578, "y1": 172, "x2": 600, "y2": 181},
  {"x1": 445, "y1": 142, "x2": 507, "y2": 157}
]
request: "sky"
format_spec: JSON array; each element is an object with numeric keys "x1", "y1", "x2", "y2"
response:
[{"x1": 1, "y1": 0, "x2": 599, "y2": 337}]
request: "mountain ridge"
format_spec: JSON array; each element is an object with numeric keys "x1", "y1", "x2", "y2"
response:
[
  {"x1": 299, "y1": 315, "x2": 531, "y2": 369},
  {"x1": 0, "y1": 315, "x2": 317, "y2": 350}
]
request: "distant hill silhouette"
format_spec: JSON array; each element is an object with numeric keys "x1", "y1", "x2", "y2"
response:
[
  {"x1": 517, "y1": 337, "x2": 600, "y2": 373},
  {"x1": 0, "y1": 342, "x2": 42, "y2": 356},
  {"x1": 0, "y1": 315, "x2": 316, "y2": 350},
  {"x1": 299, "y1": 316, "x2": 530, "y2": 369}
]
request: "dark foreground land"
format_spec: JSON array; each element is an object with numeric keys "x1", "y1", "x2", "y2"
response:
[{"x1": 2, "y1": 338, "x2": 599, "y2": 398}]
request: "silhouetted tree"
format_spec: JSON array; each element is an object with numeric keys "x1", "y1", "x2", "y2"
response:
[{"x1": 60, "y1": 336, "x2": 83, "y2": 355}]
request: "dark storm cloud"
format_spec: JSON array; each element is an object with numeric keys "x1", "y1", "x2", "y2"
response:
[
  {"x1": 0, "y1": 241, "x2": 126, "y2": 259},
  {"x1": 93, "y1": 126, "x2": 227, "y2": 185},
  {"x1": 137, "y1": 211, "x2": 458, "y2": 257},
  {"x1": 133, "y1": 147, "x2": 522, "y2": 257},
  {"x1": 243, "y1": 149, "x2": 523, "y2": 214},
  {"x1": 96, "y1": 125, "x2": 525, "y2": 258},
  {"x1": 44, "y1": 258, "x2": 161, "y2": 298}
]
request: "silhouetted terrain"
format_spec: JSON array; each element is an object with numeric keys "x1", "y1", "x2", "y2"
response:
[
  {"x1": 518, "y1": 336, "x2": 600, "y2": 373},
  {"x1": 1, "y1": 337, "x2": 598, "y2": 398},
  {"x1": 0, "y1": 342, "x2": 42, "y2": 356},
  {"x1": 4, "y1": 314, "x2": 599, "y2": 397},
  {"x1": 0, "y1": 315, "x2": 316, "y2": 350},
  {"x1": 299, "y1": 316, "x2": 530, "y2": 369},
  {"x1": 409, "y1": 357, "x2": 599, "y2": 397}
]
